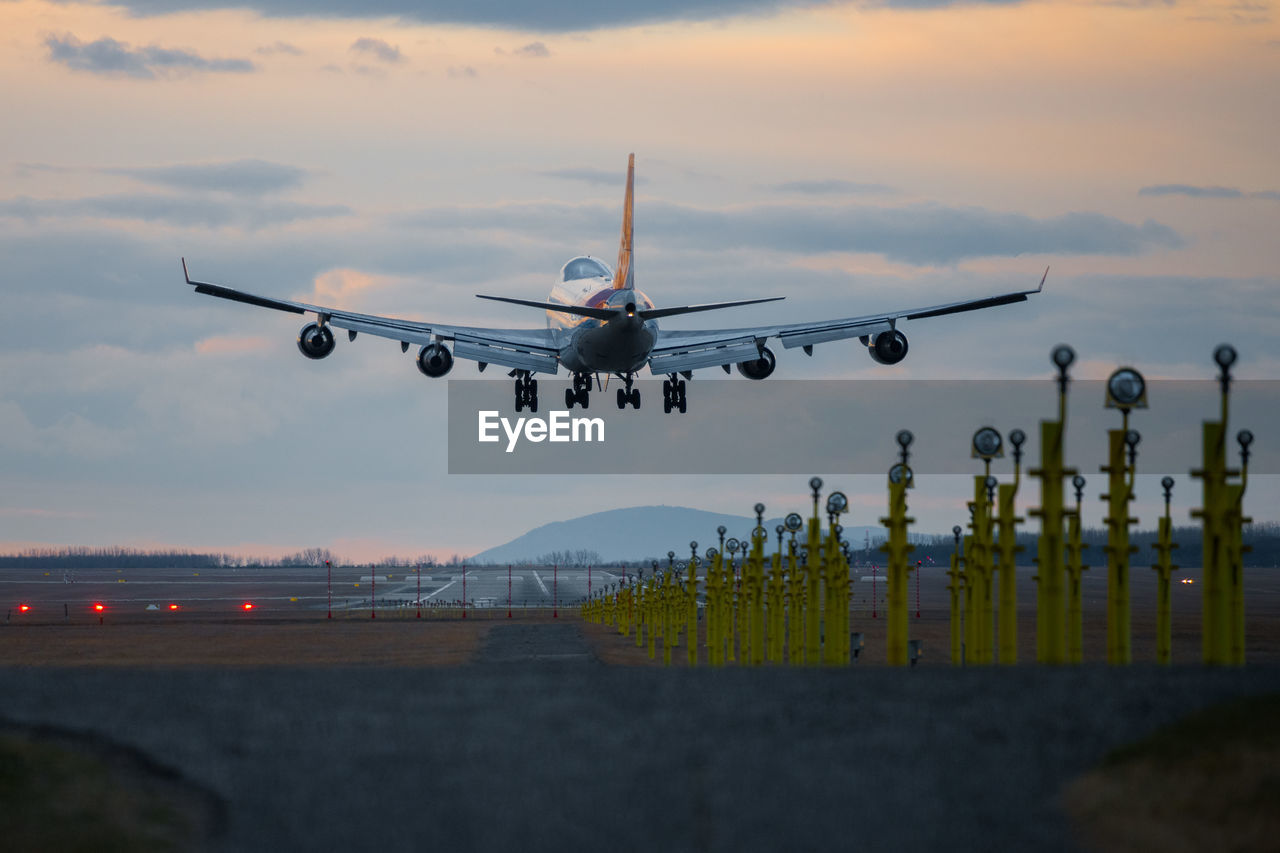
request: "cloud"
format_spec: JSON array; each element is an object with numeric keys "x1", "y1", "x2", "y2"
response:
[
  {"x1": 448, "y1": 66, "x2": 478, "y2": 78},
  {"x1": 540, "y1": 167, "x2": 644, "y2": 186},
  {"x1": 400, "y1": 200, "x2": 1182, "y2": 265},
  {"x1": 350, "y1": 37, "x2": 404, "y2": 63},
  {"x1": 770, "y1": 179, "x2": 897, "y2": 195},
  {"x1": 106, "y1": 159, "x2": 310, "y2": 197},
  {"x1": 194, "y1": 335, "x2": 273, "y2": 355},
  {"x1": 71, "y1": 0, "x2": 832, "y2": 32},
  {"x1": 256, "y1": 41, "x2": 304, "y2": 56},
  {"x1": 0, "y1": 194, "x2": 351, "y2": 230},
  {"x1": 45, "y1": 34, "x2": 255, "y2": 79},
  {"x1": 1139, "y1": 184, "x2": 1280, "y2": 200},
  {"x1": 513, "y1": 41, "x2": 551, "y2": 57}
]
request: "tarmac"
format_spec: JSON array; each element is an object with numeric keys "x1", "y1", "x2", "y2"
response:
[{"x1": 2, "y1": 621, "x2": 1278, "y2": 852}]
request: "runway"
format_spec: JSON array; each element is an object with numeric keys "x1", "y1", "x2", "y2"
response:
[{"x1": 1, "y1": 564, "x2": 623, "y2": 620}]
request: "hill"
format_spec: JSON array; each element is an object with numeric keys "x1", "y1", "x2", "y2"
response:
[{"x1": 469, "y1": 505, "x2": 886, "y2": 565}]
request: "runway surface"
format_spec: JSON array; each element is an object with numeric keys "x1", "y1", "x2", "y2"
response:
[{"x1": 1, "y1": 564, "x2": 619, "y2": 619}]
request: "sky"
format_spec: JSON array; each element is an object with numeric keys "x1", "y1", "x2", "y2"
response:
[{"x1": 1, "y1": 0, "x2": 1277, "y2": 561}]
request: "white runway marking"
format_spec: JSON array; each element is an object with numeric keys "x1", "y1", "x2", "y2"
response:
[
  {"x1": 530, "y1": 570, "x2": 549, "y2": 596},
  {"x1": 423, "y1": 572, "x2": 471, "y2": 600}
]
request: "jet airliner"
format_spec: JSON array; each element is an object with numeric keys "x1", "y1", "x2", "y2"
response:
[{"x1": 183, "y1": 154, "x2": 1045, "y2": 413}]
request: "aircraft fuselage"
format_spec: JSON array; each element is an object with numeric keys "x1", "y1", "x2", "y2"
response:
[{"x1": 548, "y1": 261, "x2": 658, "y2": 375}]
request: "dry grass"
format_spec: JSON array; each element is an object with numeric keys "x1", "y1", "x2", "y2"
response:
[
  {"x1": 1062, "y1": 694, "x2": 1280, "y2": 853},
  {"x1": 0, "y1": 618, "x2": 495, "y2": 667},
  {"x1": 0, "y1": 726, "x2": 222, "y2": 851}
]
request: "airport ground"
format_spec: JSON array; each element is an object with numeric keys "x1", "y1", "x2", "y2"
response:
[{"x1": 1, "y1": 564, "x2": 1278, "y2": 851}]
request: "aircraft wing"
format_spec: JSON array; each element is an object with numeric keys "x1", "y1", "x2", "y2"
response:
[
  {"x1": 647, "y1": 271, "x2": 1046, "y2": 375},
  {"x1": 183, "y1": 261, "x2": 564, "y2": 375}
]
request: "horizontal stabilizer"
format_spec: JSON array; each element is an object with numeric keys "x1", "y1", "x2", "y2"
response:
[
  {"x1": 475, "y1": 294, "x2": 618, "y2": 320},
  {"x1": 638, "y1": 296, "x2": 784, "y2": 320}
]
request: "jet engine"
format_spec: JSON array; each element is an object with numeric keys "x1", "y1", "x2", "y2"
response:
[
  {"x1": 416, "y1": 342, "x2": 454, "y2": 378},
  {"x1": 736, "y1": 345, "x2": 777, "y2": 380},
  {"x1": 868, "y1": 330, "x2": 909, "y2": 365},
  {"x1": 297, "y1": 322, "x2": 336, "y2": 359}
]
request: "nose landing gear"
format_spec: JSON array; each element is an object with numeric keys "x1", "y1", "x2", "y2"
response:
[{"x1": 616, "y1": 373, "x2": 641, "y2": 410}]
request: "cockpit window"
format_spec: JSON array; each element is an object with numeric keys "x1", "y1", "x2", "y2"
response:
[{"x1": 562, "y1": 257, "x2": 612, "y2": 282}]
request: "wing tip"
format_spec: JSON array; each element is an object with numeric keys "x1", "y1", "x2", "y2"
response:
[{"x1": 1038, "y1": 266, "x2": 1049, "y2": 292}]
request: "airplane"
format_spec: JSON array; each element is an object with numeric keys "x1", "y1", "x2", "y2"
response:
[{"x1": 182, "y1": 154, "x2": 1045, "y2": 414}]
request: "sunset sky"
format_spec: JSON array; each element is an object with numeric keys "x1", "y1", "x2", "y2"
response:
[{"x1": 1, "y1": 0, "x2": 1277, "y2": 560}]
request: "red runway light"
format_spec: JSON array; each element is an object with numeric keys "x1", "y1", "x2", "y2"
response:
[
  {"x1": 93, "y1": 603, "x2": 105, "y2": 612},
  {"x1": 169, "y1": 603, "x2": 180, "y2": 611},
  {"x1": 18, "y1": 604, "x2": 30, "y2": 613},
  {"x1": 242, "y1": 602, "x2": 254, "y2": 611}
]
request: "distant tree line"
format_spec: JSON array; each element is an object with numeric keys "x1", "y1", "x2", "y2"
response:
[{"x1": 516, "y1": 549, "x2": 603, "y2": 567}]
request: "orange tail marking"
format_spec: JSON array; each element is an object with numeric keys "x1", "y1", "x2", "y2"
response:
[{"x1": 612, "y1": 153, "x2": 634, "y2": 290}]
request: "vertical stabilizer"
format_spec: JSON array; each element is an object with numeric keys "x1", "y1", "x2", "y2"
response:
[{"x1": 612, "y1": 153, "x2": 635, "y2": 290}]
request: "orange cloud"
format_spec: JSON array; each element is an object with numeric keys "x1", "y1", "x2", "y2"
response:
[{"x1": 194, "y1": 334, "x2": 272, "y2": 355}]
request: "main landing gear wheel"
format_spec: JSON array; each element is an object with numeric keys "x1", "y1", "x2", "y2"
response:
[
  {"x1": 513, "y1": 372, "x2": 538, "y2": 413},
  {"x1": 662, "y1": 376, "x2": 687, "y2": 414},
  {"x1": 566, "y1": 373, "x2": 591, "y2": 409},
  {"x1": 616, "y1": 374, "x2": 641, "y2": 410}
]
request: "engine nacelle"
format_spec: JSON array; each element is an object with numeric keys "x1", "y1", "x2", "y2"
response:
[
  {"x1": 736, "y1": 345, "x2": 776, "y2": 380},
  {"x1": 868, "y1": 330, "x2": 909, "y2": 365},
  {"x1": 416, "y1": 342, "x2": 454, "y2": 378},
  {"x1": 297, "y1": 323, "x2": 336, "y2": 359}
]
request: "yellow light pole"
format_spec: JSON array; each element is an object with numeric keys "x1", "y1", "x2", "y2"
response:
[
  {"x1": 784, "y1": 514, "x2": 804, "y2": 665},
  {"x1": 997, "y1": 429, "x2": 1027, "y2": 664},
  {"x1": 724, "y1": 537, "x2": 741, "y2": 663},
  {"x1": 710, "y1": 527, "x2": 727, "y2": 665},
  {"x1": 969, "y1": 427, "x2": 1002, "y2": 664},
  {"x1": 1065, "y1": 475, "x2": 1090, "y2": 664},
  {"x1": 1229, "y1": 430, "x2": 1253, "y2": 665},
  {"x1": 749, "y1": 504, "x2": 768, "y2": 667},
  {"x1": 947, "y1": 525, "x2": 964, "y2": 665},
  {"x1": 805, "y1": 477, "x2": 825, "y2": 666},
  {"x1": 1191, "y1": 346, "x2": 1253, "y2": 665},
  {"x1": 834, "y1": 539, "x2": 849, "y2": 664},
  {"x1": 646, "y1": 569, "x2": 658, "y2": 660},
  {"x1": 962, "y1": 527, "x2": 976, "y2": 664},
  {"x1": 1152, "y1": 476, "x2": 1180, "y2": 664},
  {"x1": 768, "y1": 525, "x2": 786, "y2": 664},
  {"x1": 683, "y1": 542, "x2": 699, "y2": 666},
  {"x1": 1102, "y1": 367, "x2": 1148, "y2": 665},
  {"x1": 881, "y1": 431, "x2": 916, "y2": 666},
  {"x1": 1029, "y1": 345, "x2": 1078, "y2": 664},
  {"x1": 823, "y1": 491, "x2": 849, "y2": 666},
  {"x1": 705, "y1": 548, "x2": 722, "y2": 666}
]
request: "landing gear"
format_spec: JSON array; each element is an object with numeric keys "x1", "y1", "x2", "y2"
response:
[
  {"x1": 615, "y1": 373, "x2": 641, "y2": 410},
  {"x1": 662, "y1": 374, "x2": 688, "y2": 414},
  {"x1": 565, "y1": 373, "x2": 591, "y2": 409},
  {"x1": 513, "y1": 371, "x2": 538, "y2": 413}
]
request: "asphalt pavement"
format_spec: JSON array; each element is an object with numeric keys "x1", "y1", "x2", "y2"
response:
[{"x1": 2, "y1": 622, "x2": 1278, "y2": 852}]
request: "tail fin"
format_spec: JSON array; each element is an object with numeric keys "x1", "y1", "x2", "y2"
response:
[{"x1": 611, "y1": 153, "x2": 634, "y2": 290}]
